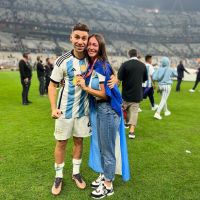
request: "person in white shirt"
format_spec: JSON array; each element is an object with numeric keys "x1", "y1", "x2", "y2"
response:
[{"x1": 142, "y1": 55, "x2": 158, "y2": 111}]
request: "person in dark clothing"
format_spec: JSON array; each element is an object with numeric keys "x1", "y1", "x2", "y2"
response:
[
  {"x1": 36, "y1": 56, "x2": 45, "y2": 96},
  {"x1": 44, "y1": 57, "x2": 53, "y2": 94},
  {"x1": 189, "y1": 67, "x2": 200, "y2": 92},
  {"x1": 176, "y1": 61, "x2": 189, "y2": 92},
  {"x1": 19, "y1": 52, "x2": 32, "y2": 105},
  {"x1": 117, "y1": 49, "x2": 147, "y2": 139}
]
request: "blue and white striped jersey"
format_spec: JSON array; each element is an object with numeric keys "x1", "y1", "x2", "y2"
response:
[
  {"x1": 88, "y1": 70, "x2": 106, "y2": 100},
  {"x1": 50, "y1": 51, "x2": 89, "y2": 119},
  {"x1": 142, "y1": 63, "x2": 154, "y2": 88}
]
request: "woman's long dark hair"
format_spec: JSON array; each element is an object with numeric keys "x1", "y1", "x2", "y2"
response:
[{"x1": 87, "y1": 34, "x2": 114, "y2": 74}]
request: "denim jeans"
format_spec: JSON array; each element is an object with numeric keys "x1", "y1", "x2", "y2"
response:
[{"x1": 96, "y1": 102, "x2": 120, "y2": 181}]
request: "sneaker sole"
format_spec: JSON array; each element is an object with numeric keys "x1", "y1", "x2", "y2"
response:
[
  {"x1": 107, "y1": 191, "x2": 114, "y2": 196},
  {"x1": 91, "y1": 184, "x2": 99, "y2": 189},
  {"x1": 154, "y1": 116, "x2": 162, "y2": 120},
  {"x1": 51, "y1": 182, "x2": 62, "y2": 196},
  {"x1": 72, "y1": 176, "x2": 86, "y2": 189},
  {"x1": 91, "y1": 196, "x2": 106, "y2": 199},
  {"x1": 91, "y1": 192, "x2": 114, "y2": 199}
]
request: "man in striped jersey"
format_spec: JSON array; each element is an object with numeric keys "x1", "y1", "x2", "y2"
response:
[{"x1": 48, "y1": 23, "x2": 91, "y2": 195}]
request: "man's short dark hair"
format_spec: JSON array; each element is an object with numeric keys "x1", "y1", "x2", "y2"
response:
[
  {"x1": 145, "y1": 54, "x2": 152, "y2": 62},
  {"x1": 72, "y1": 23, "x2": 89, "y2": 33},
  {"x1": 22, "y1": 52, "x2": 29, "y2": 58},
  {"x1": 128, "y1": 49, "x2": 137, "y2": 58},
  {"x1": 37, "y1": 56, "x2": 41, "y2": 61}
]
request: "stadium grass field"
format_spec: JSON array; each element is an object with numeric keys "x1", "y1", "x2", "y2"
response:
[{"x1": 0, "y1": 71, "x2": 199, "y2": 200}]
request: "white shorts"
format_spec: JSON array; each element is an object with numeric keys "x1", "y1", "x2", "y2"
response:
[{"x1": 54, "y1": 115, "x2": 91, "y2": 140}]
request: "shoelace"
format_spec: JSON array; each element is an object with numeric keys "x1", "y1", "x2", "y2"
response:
[
  {"x1": 73, "y1": 174, "x2": 83, "y2": 183},
  {"x1": 55, "y1": 178, "x2": 62, "y2": 188},
  {"x1": 96, "y1": 182, "x2": 105, "y2": 193}
]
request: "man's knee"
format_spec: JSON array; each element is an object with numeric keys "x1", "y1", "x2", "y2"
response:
[
  {"x1": 73, "y1": 137, "x2": 83, "y2": 147},
  {"x1": 56, "y1": 140, "x2": 67, "y2": 150}
]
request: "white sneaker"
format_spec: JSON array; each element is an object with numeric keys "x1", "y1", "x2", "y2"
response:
[
  {"x1": 189, "y1": 89, "x2": 195, "y2": 93},
  {"x1": 138, "y1": 108, "x2": 142, "y2": 112},
  {"x1": 128, "y1": 132, "x2": 136, "y2": 139},
  {"x1": 91, "y1": 174, "x2": 105, "y2": 189},
  {"x1": 164, "y1": 110, "x2": 171, "y2": 116},
  {"x1": 91, "y1": 182, "x2": 114, "y2": 199},
  {"x1": 151, "y1": 104, "x2": 158, "y2": 111},
  {"x1": 154, "y1": 112, "x2": 162, "y2": 120}
]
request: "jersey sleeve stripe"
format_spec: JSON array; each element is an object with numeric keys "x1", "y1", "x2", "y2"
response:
[
  {"x1": 57, "y1": 85, "x2": 65, "y2": 109},
  {"x1": 56, "y1": 52, "x2": 72, "y2": 67}
]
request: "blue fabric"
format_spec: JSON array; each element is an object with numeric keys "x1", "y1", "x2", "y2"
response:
[
  {"x1": 94, "y1": 60, "x2": 123, "y2": 116},
  {"x1": 88, "y1": 60, "x2": 130, "y2": 182},
  {"x1": 65, "y1": 60, "x2": 75, "y2": 118},
  {"x1": 88, "y1": 96, "x2": 103, "y2": 173},
  {"x1": 90, "y1": 74, "x2": 100, "y2": 90},
  {"x1": 118, "y1": 115, "x2": 130, "y2": 181}
]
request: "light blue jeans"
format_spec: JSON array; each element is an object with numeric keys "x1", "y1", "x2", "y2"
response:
[{"x1": 96, "y1": 102, "x2": 120, "y2": 181}]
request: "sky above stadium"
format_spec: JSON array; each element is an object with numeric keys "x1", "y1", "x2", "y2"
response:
[{"x1": 116, "y1": 0, "x2": 200, "y2": 11}]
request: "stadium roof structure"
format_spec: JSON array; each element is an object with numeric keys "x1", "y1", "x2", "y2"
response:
[{"x1": 115, "y1": 0, "x2": 200, "y2": 12}]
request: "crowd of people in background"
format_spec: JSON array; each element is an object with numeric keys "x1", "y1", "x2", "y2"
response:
[
  {"x1": 19, "y1": 54, "x2": 54, "y2": 105},
  {"x1": 36, "y1": 56, "x2": 53, "y2": 96}
]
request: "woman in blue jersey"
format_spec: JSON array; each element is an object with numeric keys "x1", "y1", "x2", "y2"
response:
[{"x1": 77, "y1": 34, "x2": 129, "y2": 199}]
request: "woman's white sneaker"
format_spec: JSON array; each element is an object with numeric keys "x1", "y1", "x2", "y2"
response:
[
  {"x1": 91, "y1": 182, "x2": 114, "y2": 199},
  {"x1": 91, "y1": 174, "x2": 105, "y2": 189}
]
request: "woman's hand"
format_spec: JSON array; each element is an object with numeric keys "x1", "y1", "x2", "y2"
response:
[
  {"x1": 107, "y1": 75, "x2": 119, "y2": 89},
  {"x1": 77, "y1": 76, "x2": 87, "y2": 90}
]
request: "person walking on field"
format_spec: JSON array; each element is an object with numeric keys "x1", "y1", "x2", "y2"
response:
[
  {"x1": 153, "y1": 57, "x2": 177, "y2": 120},
  {"x1": 176, "y1": 61, "x2": 189, "y2": 92},
  {"x1": 117, "y1": 49, "x2": 147, "y2": 139},
  {"x1": 189, "y1": 67, "x2": 200, "y2": 92},
  {"x1": 142, "y1": 54, "x2": 158, "y2": 111}
]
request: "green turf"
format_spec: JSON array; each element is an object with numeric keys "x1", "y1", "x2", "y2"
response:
[{"x1": 0, "y1": 71, "x2": 199, "y2": 200}]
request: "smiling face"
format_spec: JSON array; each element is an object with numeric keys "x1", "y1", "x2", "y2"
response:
[
  {"x1": 70, "y1": 30, "x2": 89, "y2": 54},
  {"x1": 87, "y1": 36, "x2": 99, "y2": 60}
]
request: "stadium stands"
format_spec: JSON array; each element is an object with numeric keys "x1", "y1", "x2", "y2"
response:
[{"x1": 0, "y1": 0, "x2": 200, "y2": 70}]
